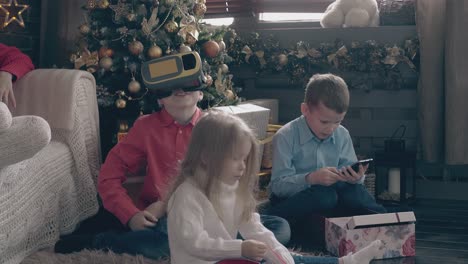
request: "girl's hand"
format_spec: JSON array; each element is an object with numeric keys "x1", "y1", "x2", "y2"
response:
[
  {"x1": 241, "y1": 240, "x2": 267, "y2": 261},
  {"x1": 128, "y1": 210, "x2": 157, "y2": 231},
  {"x1": 145, "y1": 201, "x2": 167, "y2": 219},
  {"x1": 340, "y1": 164, "x2": 369, "y2": 184}
]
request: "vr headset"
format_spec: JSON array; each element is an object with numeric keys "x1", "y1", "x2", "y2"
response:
[{"x1": 141, "y1": 51, "x2": 207, "y2": 99}]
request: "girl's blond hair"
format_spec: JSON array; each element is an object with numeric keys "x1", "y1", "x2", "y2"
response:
[{"x1": 167, "y1": 110, "x2": 260, "y2": 222}]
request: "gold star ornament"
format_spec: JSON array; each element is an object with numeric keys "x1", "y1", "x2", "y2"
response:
[{"x1": 0, "y1": 0, "x2": 29, "y2": 28}]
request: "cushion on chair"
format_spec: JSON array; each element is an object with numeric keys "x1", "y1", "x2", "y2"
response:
[{"x1": 0, "y1": 102, "x2": 51, "y2": 168}]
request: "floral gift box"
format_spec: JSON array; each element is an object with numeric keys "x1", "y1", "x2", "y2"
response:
[{"x1": 325, "y1": 212, "x2": 416, "y2": 259}]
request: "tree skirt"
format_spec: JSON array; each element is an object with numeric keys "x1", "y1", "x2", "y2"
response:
[{"x1": 21, "y1": 250, "x2": 168, "y2": 264}]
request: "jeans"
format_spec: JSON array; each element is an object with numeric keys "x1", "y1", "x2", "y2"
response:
[
  {"x1": 93, "y1": 217, "x2": 169, "y2": 260},
  {"x1": 92, "y1": 214, "x2": 290, "y2": 260},
  {"x1": 260, "y1": 214, "x2": 291, "y2": 246},
  {"x1": 267, "y1": 182, "x2": 386, "y2": 221},
  {"x1": 292, "y1": 254, "x2": 338, "y2": 264}
]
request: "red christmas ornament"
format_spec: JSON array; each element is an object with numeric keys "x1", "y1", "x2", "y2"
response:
[
  {"x1": 203, "y1": 40, "x2": 220, "y2": 58},
  {"x1": 99, "y1": 46, "x2": 114, "y2": 58}
]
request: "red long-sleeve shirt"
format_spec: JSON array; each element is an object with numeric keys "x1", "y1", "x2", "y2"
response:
[
  {"x1": 0, "y1": 43, "x2": 34, "y2": 80},
  {"x1": 98, "y1": 108, "x2": 203, "y2": 225}
]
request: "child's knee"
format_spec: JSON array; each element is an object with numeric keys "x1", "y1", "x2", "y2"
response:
[
  {"x1": 320, "y1": 192, "x2": 339, "y2": 210},
  {"x1": 308, "y1": 187, "x2": 338, "y2": 210}
]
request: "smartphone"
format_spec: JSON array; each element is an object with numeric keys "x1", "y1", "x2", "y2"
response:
[{"x1": 349, "y1": 158, "x2": 374, "y2": 172}]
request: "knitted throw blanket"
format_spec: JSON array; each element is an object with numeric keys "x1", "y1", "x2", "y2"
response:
[{"x1": 0, "y1": 71, "x2": 100, "y2": 264}]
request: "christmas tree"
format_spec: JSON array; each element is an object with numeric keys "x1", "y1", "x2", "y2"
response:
[{"x1": 69, "y1": 0, "x2": 240, "y2": 155}]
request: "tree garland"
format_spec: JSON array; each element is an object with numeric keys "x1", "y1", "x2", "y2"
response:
[{"x1": 225, "y1": 30, "x2": 420, "y2": 91}]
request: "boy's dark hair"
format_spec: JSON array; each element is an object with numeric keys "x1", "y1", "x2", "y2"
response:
[{"x1": 304, "y1": 73, "x2": 350, "y2": 113}]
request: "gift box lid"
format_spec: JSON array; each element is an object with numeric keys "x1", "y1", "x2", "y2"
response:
[
  {"x1": 346, "y1": 212, "x2": 416, "y2": 230},
  {"x1": 215, "y1": 103, "x2": 269, "y2": 114}
]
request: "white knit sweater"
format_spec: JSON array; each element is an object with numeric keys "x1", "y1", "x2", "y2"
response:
[{"x1": 167, "y1": 180, "x2": 294, "y2": 264}]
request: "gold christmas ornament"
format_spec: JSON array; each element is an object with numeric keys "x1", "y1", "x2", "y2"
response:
[
  {"x1": 217, "y1": 40, "x2": 226, "y2": 52},
  {"x1": 164, "y1": 20, "x2": 178, "y2": 33},
  {"x1": 99, "y1": 57, "x2": 113, "y2": 70},
  {"x1": 128, "y1": 40, "x2": 144, "y2": 55},
  {"x1": 203, "y1": 40, "x2": 220, "y2": 58},
  {"x1": 99, "y1": 46, "x2": 114, "y2": 58},
  {"x1": 193, "y1": 3, "x2": 207, "y2": 17},
  {"x1": 278, "y1": 54, "x2": 288, "y2": 66},
  {"x1": 115, "y1": 98, "x2": 127, "y2": 109},
  {"x1": 79, "y1": 23, "x2": 91, "y2": 35},
  {"x1": 98, "y1": 0, "x2": 110, "y2": 9},
  {"x1": 128, "y1": 78, "x2": 141, "y2": 93},
  {"x1": 219, "y1": 64, "x2": 229, "y2": 74},
  {"x1": 179, "y1": 44, "x2": 192, "y2": 53},
  {"x1": 147, "y1": 45, "x2": 163, "y2": 59}
]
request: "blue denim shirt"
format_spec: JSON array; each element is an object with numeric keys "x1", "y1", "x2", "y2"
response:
[{"x1": 271, "y1": 115, "x2": 359, "y2": 198}]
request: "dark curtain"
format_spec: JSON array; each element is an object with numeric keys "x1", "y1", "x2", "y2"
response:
[
  {"x1": 40, "y1": 0, "x2": 85, "y2": 67},
  {"x1": 416, "y1": 0, "x2": 468, "y2": 164}
]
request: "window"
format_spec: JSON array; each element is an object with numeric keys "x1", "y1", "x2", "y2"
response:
[
  {"x1": 253, "y1": 0, "x2": 331, "y2": 28},
  {"x1": 202, "y1": 17, "x2": 235, "y2": 26},
  {"x1": 204, "y1": 0, "x2": 331, "y2": 26},
  {"x1": 259, "y1": 12, "x2": 323, "y2": 22},
  {"x1": 253, "y1": 0, "x2": 333, "y2": 13},
  {"x1": 205, "y1": 0, "x2": 253, "y2": 18}
]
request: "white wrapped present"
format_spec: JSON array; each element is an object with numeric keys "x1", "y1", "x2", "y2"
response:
[
  {"x1": 213, "y1": 104, "x2": 270, "y2": 169},
  {"x1": 241, "y1": 99, "x2": 279, "y2": 124}
]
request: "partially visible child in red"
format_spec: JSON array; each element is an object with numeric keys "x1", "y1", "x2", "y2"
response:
[{"x1": 0, "y1": 44, "x2": 35, "y2": 108}]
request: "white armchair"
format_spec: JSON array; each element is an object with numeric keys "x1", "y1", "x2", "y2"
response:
[{"x1": 0, "y1": 69, "x2": 101, "y2": 264}]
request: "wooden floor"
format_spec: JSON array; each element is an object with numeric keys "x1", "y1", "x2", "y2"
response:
[{"x1": 373, "y1": 199, "x2": 468, "y2": 264}]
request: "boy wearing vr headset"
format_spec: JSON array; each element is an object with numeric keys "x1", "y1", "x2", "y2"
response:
[{"x1": 55, "y1": 52, "x2": 290, "y2": 260}]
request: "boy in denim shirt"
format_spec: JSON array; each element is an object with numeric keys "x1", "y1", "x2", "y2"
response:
[{"x1": 267, "y1": 73, "x2": 385, "y2": 236}]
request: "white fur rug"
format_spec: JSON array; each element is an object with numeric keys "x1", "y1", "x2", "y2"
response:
[{"x1": 21, "y1": 250, "x2": 168, "y2": 264}]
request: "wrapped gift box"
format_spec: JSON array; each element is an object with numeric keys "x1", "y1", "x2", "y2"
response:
[
  {"x1": 325, "y1": 212, "x2": 416, "y2": 259},
  {"x1": 241, "y1": 99, "x2": 279, "y2": 124},
  {"x1": 214, "y1": 104, "x2": 270, "y2": 169}
]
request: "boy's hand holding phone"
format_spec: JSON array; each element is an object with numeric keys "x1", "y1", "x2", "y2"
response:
[
  {"x1": 339, "y1": 159, "x2": 373, "y2": 184},
  {"x1": 306, "y1": 167, "x2": 345, "y2": 186}
]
